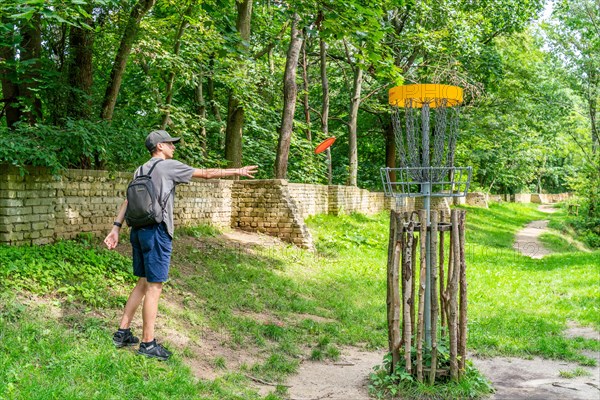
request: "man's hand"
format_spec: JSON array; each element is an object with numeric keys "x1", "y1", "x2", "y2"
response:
[
  {"x1": 238, "y1": 165, "x2": 258, "y2": 178},
  {"x1": 104, "y1": 229, "x2": 119, "y2": 250}
]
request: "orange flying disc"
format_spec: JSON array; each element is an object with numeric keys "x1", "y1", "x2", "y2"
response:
[{"x1": 315, "y1": 137, "x2": 336, "y2": 154}]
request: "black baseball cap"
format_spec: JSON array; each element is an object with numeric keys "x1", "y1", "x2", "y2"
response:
[{"x1": 145, "y1": 130, "x2": 181, "y2": 152}]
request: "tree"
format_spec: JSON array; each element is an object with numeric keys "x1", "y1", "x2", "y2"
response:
[
  {"x1": 100, "y1": 0, "x2": 156, "y2": 121},
  {"x1": 545, "y1": 0, "x2": 599, "y2": 154},
  {"x1": 224, "y1": 0, "x2": 252, "y2": 169},
  {"x1": 274, "y1": 12, "x2": 303, "y2": 179}
]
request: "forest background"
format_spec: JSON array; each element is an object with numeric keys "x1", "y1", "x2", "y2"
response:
[{"x1": 0, "y1": 0, "x2": 598, "y2": 245}]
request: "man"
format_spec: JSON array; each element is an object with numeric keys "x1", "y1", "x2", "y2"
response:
[{"x1": 104, "y1": 130, "x2": 257, "y2": 360}]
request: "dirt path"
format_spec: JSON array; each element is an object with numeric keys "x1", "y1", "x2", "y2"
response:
[
  {"x1": 472, "y1": 354, "x2": 600, "y2": 400},
  {"x1": 512, "y1": 204, "x2": 557, "y2": 259},
  {"x1": 284, "y1": 348, "x2": 384, "y2": 400},
  {"x1": 277, "y1": 347, "x2": 600, "y2": 400}
]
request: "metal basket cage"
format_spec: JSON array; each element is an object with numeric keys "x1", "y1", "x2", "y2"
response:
[{"x1": 380, "y1": 166, "x2": 472, "y2": 198}]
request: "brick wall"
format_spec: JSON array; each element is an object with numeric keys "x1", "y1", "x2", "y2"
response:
[
  {"x1": 0, "y1": 166, "x2": 234, "y2": 246},
  {"x1": 232, "y1": 180, "x2": 313, "y2": 248},
  {"x1": 286, "y1": 183, "x2": 395, "y2": 218},
  {"x1": 0, "y1": 165, "x2": 574, "y2": 248}
]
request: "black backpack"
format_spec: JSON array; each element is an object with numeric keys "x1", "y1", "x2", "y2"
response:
[{"x1": 125, "y1": 160, "x2": 166, "y2": 228}]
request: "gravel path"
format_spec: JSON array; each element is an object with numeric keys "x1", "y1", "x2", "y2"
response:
[{"x1": 512, "y1": 204, "x2": 557, "y2": 259}]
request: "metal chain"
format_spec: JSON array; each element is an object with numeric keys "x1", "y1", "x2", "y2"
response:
[{"x1": 432, "y1": 98, "x2": 448, "y2": 181}]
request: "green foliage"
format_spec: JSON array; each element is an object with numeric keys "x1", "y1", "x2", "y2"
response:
[
  {"x1": 369, "y1": 354, "x2": 494, "y2": 400},
  {"x1": 176, "y1": 223, "x2": 222, "y2": 238},
  {"x1": 0, "y1": 241, "x2": 134, "y2": 307},
  {"x1": 0, "y1": 120, "x2": 148, "y2": 173}
]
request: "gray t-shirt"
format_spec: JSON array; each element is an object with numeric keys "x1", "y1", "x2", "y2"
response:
[{"x1": 134, "y1": 157, "x2": 195, "y2": 238}]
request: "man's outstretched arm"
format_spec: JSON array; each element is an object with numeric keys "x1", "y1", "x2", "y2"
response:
[{"x1": 192, "y1": 165, "x2": 258, "y2": 179}]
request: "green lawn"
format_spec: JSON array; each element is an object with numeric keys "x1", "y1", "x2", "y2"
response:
[{"x1": 0, "y1": 202, "x2": 598, "y2": 399}]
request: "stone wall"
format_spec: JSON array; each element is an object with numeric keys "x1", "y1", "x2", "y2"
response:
[
  {"x1": 175, "y1": 180, "x2": 233, "y2": 227},
  {"x1": 231, "y1": 180, "x2": 313, "y2": 248},
  {"x1": 0, "y1": 165, "x2": 575, "y2": 247},
  {"x1": 531, "y1": 193, "x2": 572, "y2": 204},
  {"x1": 0, "y1": 167, "x2": 393, "y2": 248},
  {"x1": 0, "y1": 166, "x2": 235, "y2": 246},
  {"x1": 286, "y1": 183, "x2": 394, "y2": 218},
  {"x1": 0, "y1": 166, "x2": 129, "y2": 245},
  {"x1": 466, "y1": 192, "x2": 489, "y2": 208}
]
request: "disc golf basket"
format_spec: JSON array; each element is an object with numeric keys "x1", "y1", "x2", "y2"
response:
[{"x1": 382, "y1": 84, "x2": 472, "y2": 383}]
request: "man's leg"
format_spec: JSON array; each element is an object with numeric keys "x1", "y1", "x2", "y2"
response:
[
  {"x1": 119, "y1": 277, "x2": 147, "y2": 329},
  {"x1": 141, "y1": 281, "x2": 163, "y2": 343}
]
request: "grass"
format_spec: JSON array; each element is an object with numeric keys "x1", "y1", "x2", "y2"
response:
[
  {"x1": 0, "y1": 203, "x2": 598, "y2": 399},
  {"x1": 463, "y1": 203, "x2": 599, "y2": 364},
  {"x1": 558, "y1": 367, "x2": 592, "y2": 379}
]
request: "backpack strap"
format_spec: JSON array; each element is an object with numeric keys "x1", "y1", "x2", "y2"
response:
[
  {"x1": 146, "y1": 159, "x2": 164, "y2": 176},
  {"x1": 146, "y1": 159, "x2": 172, "y2": 212},
  {"x1": 135, "y1": 159, "x2": 164, "y2": 178}
]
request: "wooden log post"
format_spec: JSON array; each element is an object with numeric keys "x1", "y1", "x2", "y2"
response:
[
  {"x1": 443, "y1": 219, "x2": 454, "y2": 340},
  {"x1": 458, "y1": 210, "x2": 468, "y2": 376},
  {"x1": 403, "y1": 218, "x2": 415, "y2": 375},
  {"x1": 410, "y1": 213, "x2": 418, "y2": 337},
  {"x1": 391, "y1": 213, "x2": 403, "y2": 371},
  {"x1": 449, "y1": 209, "x2": 460, "y2": 381},
  {"x1": 439, "y1": 227, "x2": 446, "y2": 339},
  {"x1": 429, "y1": 210, "x2": 439, "y2": 384},
  {"x1": 416, "y1": 209, "x2": 427, "y2": 382},
  {"x1": 386, "y1": 210, "x2": 396, "y2": 356}
]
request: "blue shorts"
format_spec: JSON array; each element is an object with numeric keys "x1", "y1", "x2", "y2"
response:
[{"x1": 130, "y1": 223, "x2": 172, "y2": 283}]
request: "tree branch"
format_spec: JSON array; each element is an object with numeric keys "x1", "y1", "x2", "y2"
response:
[{"x1": 254, "y1": 20, "x2": 290, "y2": 59}]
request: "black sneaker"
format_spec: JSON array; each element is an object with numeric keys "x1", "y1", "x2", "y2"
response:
[
  {"x1": 113, "y1": 329, "x2": 140, "y2": 348},
  {"x1": 137, "y1": 340, "x2": 171, "y2": 361}
]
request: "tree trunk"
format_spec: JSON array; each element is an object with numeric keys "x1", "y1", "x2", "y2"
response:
[
  {"x1": 0, "y1": 21, "x2": 21, "y2": 128},
  {"x1": 196, "y1": 70, "x2": 208, "y2": 158},
  {"x1": 67, "y1": 4, "x2": 94, "y2": 120},
  {"x1": 301, "y1": 32, "x2": 311, "y2": 141},
  {"x1": 20, "y1": 13, "x2": 43, "y2": 124},
  {"x1": 319, "y1": 38, "x2": 332, "y2": 185},
  {"x1": 160, "y1": 4, "x2": 193, "y2": 129},
  {"x1": 274, "y1": 13, "x2": 303, "y2": 179},
  {"x1": 100, "y1": 0, "x2": 156, "y2": 121},
  {"x1": 589, "y1": 68, "x2": 598, "y2": 154},
  {"x1": 224, "y1": 0, "x2": 252, "y2": 168},
  {"x1": 347, "y1": 66, "x2": 363, "y2": 186}
]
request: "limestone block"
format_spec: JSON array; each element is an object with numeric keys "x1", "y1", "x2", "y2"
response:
[
  {"x1": 513, "y1": 193, "x2": 531, "y2": 203},
  {"x1": 466, "y1": 192, "x2": 488, "y2": 208}
]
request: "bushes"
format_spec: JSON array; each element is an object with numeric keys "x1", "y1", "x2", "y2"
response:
[
  {"x1": 0, "y1": 240, "x2": 135, "y2": 307},
  {"x1": 0, "y1": 120, "x2": 148, "y2": 173}
]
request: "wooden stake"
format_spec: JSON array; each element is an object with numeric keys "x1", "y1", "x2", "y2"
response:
[
  {"x1": 391, "y1": 213, "x2": 402, "y2": 371},
  {"x1": 403, "y1": 218, "x2": 415, "y2": 375},
  {"x1": 458, "y1": 210, "x2": 468, "y2": 376},
  {"x1": 416, "y1": 209, "x2": 427, "y2": 382},
  {"x1": 439, "y1": 228, "x2": 446, "y2": 338},
  {"x1": 386, "y1": 210, "x2": 396, "y2": 358},
  {"x1": 411, "y1": 219, "x2": 418, "y2": 336},
  {"x1": 449, "y1": 210, "x2": 460, "y2": 381},
  {"x1": 429, "y1": 210, "x2": 439, "y2": 384}
]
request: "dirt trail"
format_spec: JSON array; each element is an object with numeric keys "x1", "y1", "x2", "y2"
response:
[
  {"x1": 512, "y1": 204, "x2": 557, "y2": 259},
  {"x1": 473, "y1": 355, "x2": 600, "y2": 400},
  {"x1": 284, "y1": 348, "x2": 384, "y2": 400}
]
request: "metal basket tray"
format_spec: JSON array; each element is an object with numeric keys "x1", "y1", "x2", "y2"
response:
[{"x1": 381, "y1": 166, "x2": 472, "y2": 198}]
